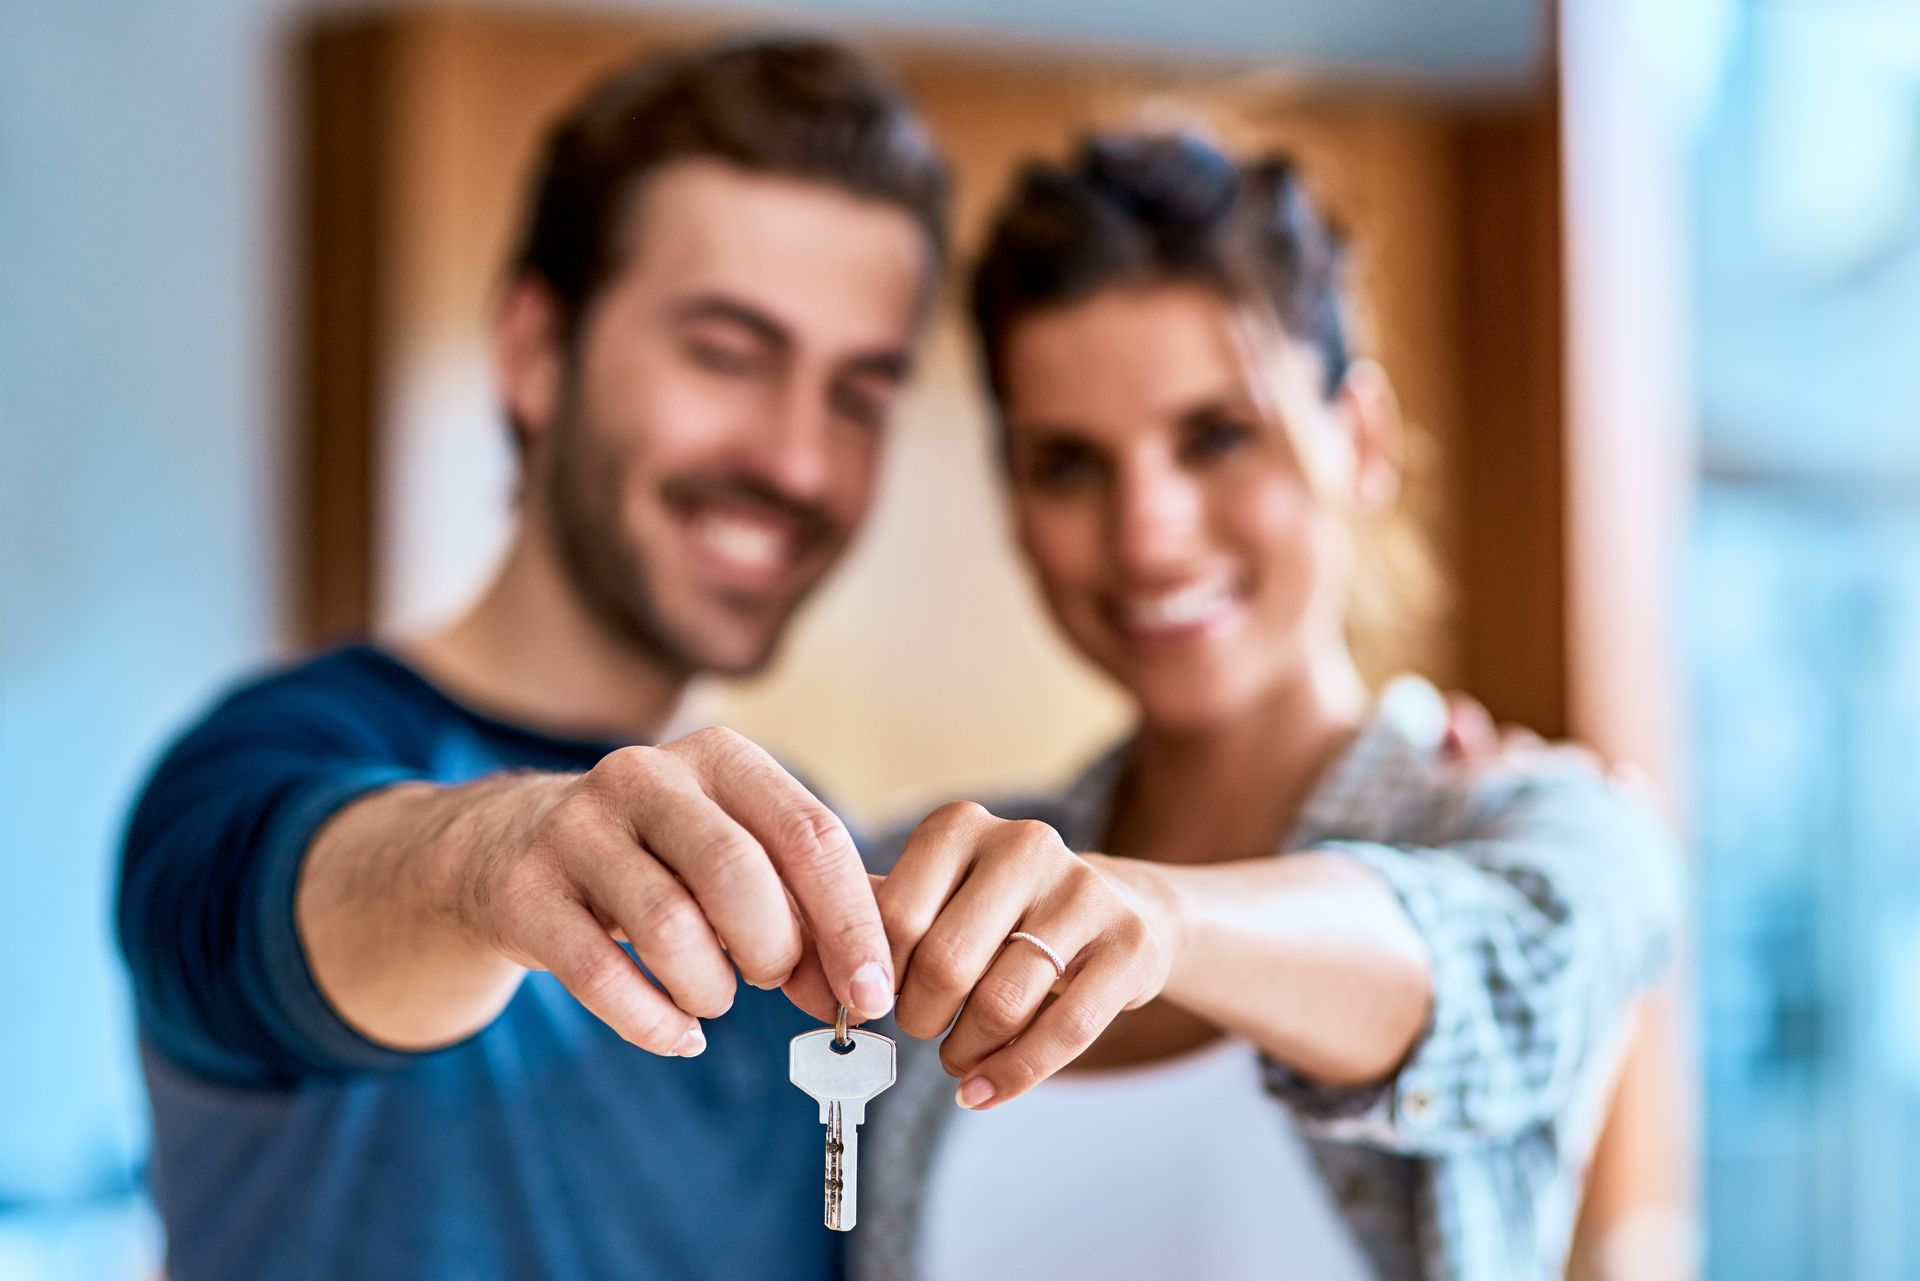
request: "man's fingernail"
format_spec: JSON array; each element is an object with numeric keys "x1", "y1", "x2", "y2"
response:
[
  {"x1": 956, "y1": 1077, "x2": 996, "y2": 1110},
  {"x1": 850, "y1": 962, "x2": 893, "y2": 1018},
  {"x1": 670, "y1": 1025, "x2": 707, "y2": 1057}
]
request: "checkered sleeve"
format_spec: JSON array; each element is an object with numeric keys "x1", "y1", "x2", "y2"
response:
[{"x1": 1261, "y1": 766, "x2": 1686, "y2": 1154}]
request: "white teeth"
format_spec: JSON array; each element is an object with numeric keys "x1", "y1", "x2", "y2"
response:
[
  {"x1": 692, "y1": 511, "x2": 789, "y2": 574},
  {"x1": 1121, "y1": 578, "x2": 1237, "y2": 632}
]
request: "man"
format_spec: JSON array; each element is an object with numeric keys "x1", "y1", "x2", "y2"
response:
[{"x1": 119, "y1": 34, "x2": 948, "y2": 1279}]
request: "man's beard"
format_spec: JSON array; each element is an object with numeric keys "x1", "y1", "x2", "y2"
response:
[
  {"x1": 541, "y1": 391, "x2": 838, "y2": 681},
  {"x1": 541, "y1": 397, "x2": 747, "y2": 680}
]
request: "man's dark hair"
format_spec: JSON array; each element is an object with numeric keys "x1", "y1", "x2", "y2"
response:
[
  {"x1": 970, "y1": 131, "x2": 1354, "y2": 405},
  {"x1": 504, "y1": 32, "x2": 951, "y2": 448}
]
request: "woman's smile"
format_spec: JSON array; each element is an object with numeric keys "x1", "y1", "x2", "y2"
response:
[{"x1": 1101, "y1": 571, "x2": 1248, "y2": 650}]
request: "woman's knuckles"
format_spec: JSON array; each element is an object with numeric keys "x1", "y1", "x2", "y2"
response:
[
  {"x1": 875, "y1": 878, "x2": 939, "y2": 945},
  {"x1": 893, "y1": 993, "x2": 951, "y2": 1040},
  {"x1": 967, "y1": 974, "x2": 1036, "y2": 1038},
  {"x1": 906, "y1": 931, "x2": 976, "y2": 998},
  {"x1": 920, "y1": 799, "x2": 989, "y2": 840}
]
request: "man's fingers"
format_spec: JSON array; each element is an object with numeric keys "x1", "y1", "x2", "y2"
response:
[
  {"x1": 579, "y1": 843, "x2": 737, "y2": 1021},
  {"x1": 523, "y1": 897, "x2": 706, "y2": 1057},
  {"x1": 953, "y1": 949, "x2": 1137, "y2": 1110},
  {"x1": 612, "y1": 759, "x2": 803, "y2": 990},
  {"x1": 686, "y1": 731, "x2": 892, "y2": 1019},
  {"x1": 777, "y1": 935, "x2": 840, "y2": 1026}
]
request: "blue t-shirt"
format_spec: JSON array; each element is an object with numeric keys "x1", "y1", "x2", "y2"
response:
[{"x1": 117, "y1": 645, "x2": 844, "y2": 1281}]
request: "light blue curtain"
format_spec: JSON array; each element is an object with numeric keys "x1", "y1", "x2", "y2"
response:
[{"x1": 1691, "y1": 5, "x2": 1920, "y2": 1278}]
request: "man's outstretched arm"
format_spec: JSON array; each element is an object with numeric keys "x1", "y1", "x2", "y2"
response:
[
  {"x1": 299, "y1": 728, "x2": 897, "y2": 1057},
  {"x1": 122, "y1": 717, "x2": 894, "y2": 1084}
]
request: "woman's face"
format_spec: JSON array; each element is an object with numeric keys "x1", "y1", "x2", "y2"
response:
[{"x1": 999, "y1": 282, "x2": 1381, "y2": 732}]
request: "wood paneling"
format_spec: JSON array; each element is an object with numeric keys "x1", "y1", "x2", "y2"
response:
[
  {"x1": 1454, "y1": 103, "x2": 1568, "y2": 736},
  {"x1": 294, "y1": 19, "x2": 394, "y2": 644}
]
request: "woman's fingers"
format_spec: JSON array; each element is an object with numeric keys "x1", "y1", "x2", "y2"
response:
[
  {"x1": 936, "y1": 925, "x2": 1076, "y2": 1077},
  {"x1": 875, "y1": 805, "x2": 1163, "y2": 1100},
  {"x1": 954, "y1": 946, "x2": 1142, "y2": 1110},
  {"x1": 888, "y1": 815, "x2": 1063, "y2": 1039},
  {"x1": 875, "y1": 802, "x2": 988, "y2": 985},
  {"x1": 1441, "y1": 692, "x2": 1498, "y2": 760}
]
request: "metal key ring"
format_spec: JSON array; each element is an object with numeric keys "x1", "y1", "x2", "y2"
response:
[{"x1": 833, "y1": 1003, "x2": 850, "y2": 1048}]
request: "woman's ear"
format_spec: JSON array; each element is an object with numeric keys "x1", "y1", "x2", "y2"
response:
[
  {"x1": 494, "y1": 276, "x2": 566, "y2": 454},
  {"x1": 1336, "y1": 358, "x2": 1404, "y2": 514}
]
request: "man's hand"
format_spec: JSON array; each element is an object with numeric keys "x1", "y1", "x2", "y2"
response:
[
  {"x1": 875, "y1": 802, "x2": 1175, "y2": 1110},
  {"x1": 303, "y1": 727, "x2": 893, "y2": 1058}
]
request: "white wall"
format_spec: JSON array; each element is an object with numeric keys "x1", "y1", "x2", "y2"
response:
[
  {"x1": 507, "y1": 0, "x2": 1542, "y2": 87},
  {"x1": 0, "y1": 0, "x2": 290, "y2": 1258}
]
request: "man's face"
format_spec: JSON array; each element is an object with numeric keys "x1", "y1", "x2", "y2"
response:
[{"x1": 519, "y1": 159, "x2": 929, "y2": 677}]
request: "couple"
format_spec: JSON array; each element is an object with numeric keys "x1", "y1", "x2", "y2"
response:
[{"x1": 118, "y1": 32, "x2": 1682, "y2": 1281}]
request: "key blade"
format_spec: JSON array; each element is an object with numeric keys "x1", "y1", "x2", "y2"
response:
[{"x1": 826, "y1": 1104, "x2": 861, "y2": 1231}]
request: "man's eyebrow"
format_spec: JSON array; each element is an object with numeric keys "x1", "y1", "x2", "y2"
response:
[
  {"x1": 671, "y1": 295, "x2": 791, "y2": 351},
  {"x1": 1006, "y1": 419, "x2": 1095, "y2": 448},
  {"x1": 672, "y1": 294, "x2": 909, "y2": 381},
  {"x1": 845, "y1": 349, "x2": 912, "y2": 383}
]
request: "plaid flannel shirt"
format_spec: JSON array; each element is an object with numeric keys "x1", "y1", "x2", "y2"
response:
[{"x1": 855, "y1": 676, "x2": 1685, "y2": 1281}]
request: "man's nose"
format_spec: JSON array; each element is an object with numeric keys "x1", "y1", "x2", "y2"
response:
[
  {"x1": 1111, "y1": 462, "x2": 1201, "y2": 578},
  {"x1": 742, "y1": 377, "x2": 838, "y2": 505}
]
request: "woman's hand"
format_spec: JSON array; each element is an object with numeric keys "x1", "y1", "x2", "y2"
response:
[{"x1": 876, "y1": 802, "x2": 1178, "y2": 1110}]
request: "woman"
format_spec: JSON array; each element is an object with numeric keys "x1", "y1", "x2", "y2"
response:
[{"x1": 854, "y1": 133, "x2": 1685, "y2": 1280}]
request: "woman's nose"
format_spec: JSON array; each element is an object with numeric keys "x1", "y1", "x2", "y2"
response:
[{"x1": 1111, "y1": 464, "x2": 1202, "y2": 577}]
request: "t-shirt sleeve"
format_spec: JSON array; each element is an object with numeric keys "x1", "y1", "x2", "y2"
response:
[{"x1": 117, "y1": 669, "x2": 433, "y2": 1087}]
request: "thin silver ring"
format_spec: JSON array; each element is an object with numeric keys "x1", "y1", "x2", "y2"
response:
[{"x1": 1008, "y1": 930, "x2": 1067, "y2": 978}]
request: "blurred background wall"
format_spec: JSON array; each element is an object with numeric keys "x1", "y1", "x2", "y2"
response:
[
  {"x1": 4, "y1": 1, "x2": 1916, "y2": 1279},
  {"x1": 0, "y1": 1, "x2": 1542, "y2": 1267}
]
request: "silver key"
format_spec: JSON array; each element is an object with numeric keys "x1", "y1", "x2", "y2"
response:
[{"x1": 789, "y1": 1006, "x2": 895, "y2": 1231}]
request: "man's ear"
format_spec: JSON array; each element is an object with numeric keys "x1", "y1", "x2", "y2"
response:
[
  {"x1": 1336, "y1": 358, "x2": 1404, "y2": 514},
  {"x1": 494, "y1": 276, "x2": 566, "y2": 451}
]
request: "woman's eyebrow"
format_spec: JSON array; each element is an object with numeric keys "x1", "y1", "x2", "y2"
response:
[{"x1": 1175, "y1": 391, "x2": 1263, "y2": 428}]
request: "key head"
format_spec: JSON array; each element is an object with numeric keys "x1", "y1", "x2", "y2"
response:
[{"x1": 790, "y1": 1028, "x2": 895, "y2": 1125}]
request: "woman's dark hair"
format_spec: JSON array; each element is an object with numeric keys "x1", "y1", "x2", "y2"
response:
[{"x1": 970, "y1": 131, "x2": 1353, "y2": 404}]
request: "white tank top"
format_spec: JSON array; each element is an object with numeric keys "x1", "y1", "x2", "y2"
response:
[{"x1": 917, "y1": 1037, "x2": 1375, "y2": 1281}]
